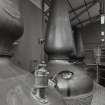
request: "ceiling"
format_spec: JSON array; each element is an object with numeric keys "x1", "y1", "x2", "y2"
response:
[{"x1": 30, "y1": 0, "x2": 100, "y2": 28}]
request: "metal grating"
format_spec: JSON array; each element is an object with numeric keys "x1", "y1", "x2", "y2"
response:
[{"x1": 68, "y1": 0, "x2": 100, "y2": 27}]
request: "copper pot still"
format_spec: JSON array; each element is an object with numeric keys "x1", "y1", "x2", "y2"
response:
[
  {"x1": 0, "y1": 0, "x2": 66, "y2": 105},
  {"x1": 31, "y1": 61, "x2": 67, "y2": 105},
  {"x1": 45, "y1": 0, "x2": 94, "y2": 105}
]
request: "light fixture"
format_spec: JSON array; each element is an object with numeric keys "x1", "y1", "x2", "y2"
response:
[
  {"x1": 101, "y1": 14, "x2": 105, "y2": 24},
  {"x1": 101, "y1": 31, "x2": 105, "y2": 36},
  {"x1": 101, "y1": 38, "x2": 105, "y2": 42}
]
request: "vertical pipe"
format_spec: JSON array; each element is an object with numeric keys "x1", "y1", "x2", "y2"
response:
[{"x1": 72, "y1": 27, "x2": 84, "y2": 61}]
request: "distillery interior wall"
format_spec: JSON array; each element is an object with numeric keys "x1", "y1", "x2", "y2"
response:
[{"x1": 11, "y1": 0, "x2": 42, "y2": 71}]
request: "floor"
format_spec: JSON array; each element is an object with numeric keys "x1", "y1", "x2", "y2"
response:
[{"x1": 91, "y1": 82, "x2": 105, "y2": 105}]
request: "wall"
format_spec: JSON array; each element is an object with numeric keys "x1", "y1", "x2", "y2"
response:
[
  {"x1": 81, "y1": 21, "x2": 101, "y2": 50},
  {"x1": 12, "y1": 0, "x2": 42, "y2": 72},
  {"x1": 81, "y1": 21, "x2": 105, "y2": 64}
]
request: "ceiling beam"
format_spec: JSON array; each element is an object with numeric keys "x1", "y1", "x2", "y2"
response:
[
  {"x1": 69, "y1": 0, "x2": 97, "y2": 14},
  {"x1": 67, "y1": 0, "x2": 83, "y2": 27},
  {"x1": 70, "y1": 1, "x2": 98, "y2": 22},
  {"x1": 83, "y1": 0, "x2": 92, "y2": 23},
  {"x1": 75, "y1": 15, "x2": 100, "y2": 26}
]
